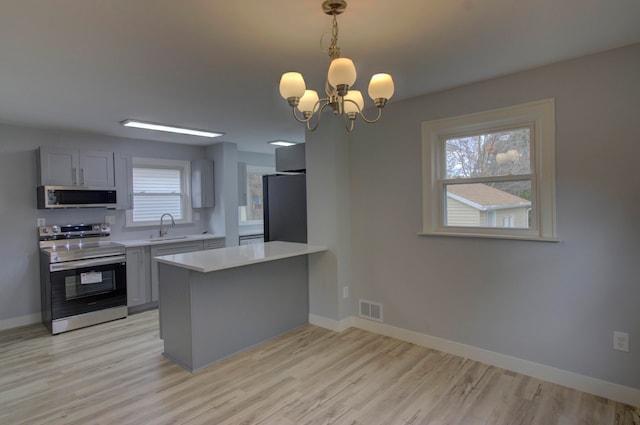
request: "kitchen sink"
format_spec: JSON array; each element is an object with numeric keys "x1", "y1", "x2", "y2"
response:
[{"x1": 147, "y1": 236, "x2": 189, "y2": 243}]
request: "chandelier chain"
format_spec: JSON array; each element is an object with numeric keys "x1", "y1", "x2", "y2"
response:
[{"x1": 328, "y1": 13, "x2": 340, "y2": 60}]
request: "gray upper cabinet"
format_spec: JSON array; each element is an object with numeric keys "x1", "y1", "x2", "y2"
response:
[
  {"x1": 191, "y1": 159, "x2": 214, "y2": 208},
  {"x1": 38, "y1": 147, "x2": 77, "y2": 186},
  {"x1": 114, "y1": 152, "x2": 133, "y2": 210},
  {"x1": 38, "y1": 147, "x2": 115, "y2": 187},
  {"x1": 275, "y1": 143, "x2": 306, "y2": 172},
  {"x1": 79, "y1": 151, "x2": 115, "y2": 187}
]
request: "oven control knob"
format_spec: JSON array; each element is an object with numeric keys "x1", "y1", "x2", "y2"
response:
[
  {"x1": 101, "y1": 224, "x2": 109, "y2": 231},
  {"x1": 93, "y1": 225, "x2": 100, "y2": 231},
  {"x1": 42, "y1": 227, "x2": 49, "y2": 234},
  {"x1": 52, "y1": 225, "x2": 60, "y2": 233}
]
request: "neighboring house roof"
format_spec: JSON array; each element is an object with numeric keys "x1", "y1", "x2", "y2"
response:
[{"x1": 447, "y1": 183, "x2": 531, "y2": 211}]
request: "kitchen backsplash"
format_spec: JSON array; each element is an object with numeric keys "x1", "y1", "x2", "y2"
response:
[{"x1": 37, "y1": 208, "x2": 209, "y2": 241}]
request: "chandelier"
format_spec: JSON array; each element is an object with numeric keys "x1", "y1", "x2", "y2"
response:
[{"x1": 279, "y1": 0, "x2": 394, "y2": 132}]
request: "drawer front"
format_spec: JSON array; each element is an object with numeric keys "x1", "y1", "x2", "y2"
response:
[
  {"x1": 151, "y1": 241, "x2": 204, "y2": 256},
  {"x1": 203, "y1": 238, "x2": 225, "y2": 250}
]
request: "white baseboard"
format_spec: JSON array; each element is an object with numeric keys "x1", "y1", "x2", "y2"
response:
[
  {"x1": 309, "y1": 313, "x2": 354, "y2": 333},
  {"x1": 0, "y1": 313, "x2": 41, "y2": 331},
  {"x1": 310, "y1": 314, "x2": 640, "y2": 408}
]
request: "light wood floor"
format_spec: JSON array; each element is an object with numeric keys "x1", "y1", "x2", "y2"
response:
[{"x1": 1, "y1": 310, "x2": 638, "y2": 425}]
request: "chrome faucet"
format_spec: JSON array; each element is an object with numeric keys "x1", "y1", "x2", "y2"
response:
[{"x1": 159, "y1": 213, "x2": 175, "y2": 237}]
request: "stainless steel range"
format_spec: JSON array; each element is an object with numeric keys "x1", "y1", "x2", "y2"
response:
[{"x1": 39, "y1": 223, "x2": 127, "y2": 334}]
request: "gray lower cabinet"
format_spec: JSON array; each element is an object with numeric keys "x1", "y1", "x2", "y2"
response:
[
  {"x1": 126, "y1": 238, "x2": 226, "y2": 308},
  {"x1": 126, "y1": 246, "x2": 151, "y2": 307},
  {"x1": 203, "y1": 238, "x2": 225, "y2": 250},
  {"x1": 150, "y1": 241, "x2": 204, "y2": 302}
]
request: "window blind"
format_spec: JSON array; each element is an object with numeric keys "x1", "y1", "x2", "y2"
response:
[{"x1": 132, "y1": 167, "x2": 183, "y2": 221}]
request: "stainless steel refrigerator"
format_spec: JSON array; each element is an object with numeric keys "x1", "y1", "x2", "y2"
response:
[{"x1": 262, "y1": 173, "x2": 307, "y2": 243}]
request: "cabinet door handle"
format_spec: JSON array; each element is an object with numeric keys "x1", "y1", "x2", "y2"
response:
[
  {"x1": 72, "y1": 168, "x2": 77, "y2": 185},
  {"x1": 80, "y1": 168, "x2": 85, "y2": 186}
]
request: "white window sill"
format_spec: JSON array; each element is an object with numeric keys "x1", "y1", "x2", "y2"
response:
[{"x1": 417, "y1": 230, "x2": 560, "y2": 242}]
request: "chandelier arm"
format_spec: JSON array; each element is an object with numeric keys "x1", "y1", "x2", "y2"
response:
[
  {"x1": 311, "y1": 98, "x2": 323, "y2": 116},
  {"x1": 342, "y1": 98, "x2": 384, "y2": 124},
  {"x1": 358, "y1": 107, "x2": 384, "y2": 124},
  {"x1": 342, "y1": 114, "x2": 355, "y2": 132},
  {"x1": 306, "y1": 101, "x2": 332, "y2": 132},
  {"x1": 291, "y1": 108, "x2": 312, "y2": 124}
]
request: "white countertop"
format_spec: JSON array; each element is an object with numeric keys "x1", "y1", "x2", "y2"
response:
[
  {"x1": 115, "y1": 233, "x2": 225, "y2": 248},
  {"x1": 154, "y1": 241, "x2": 328, "y2": 273}
]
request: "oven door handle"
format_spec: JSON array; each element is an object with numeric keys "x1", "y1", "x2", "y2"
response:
[{"x1": 50, "y1": 256, "x2": 126, "y2": 272}]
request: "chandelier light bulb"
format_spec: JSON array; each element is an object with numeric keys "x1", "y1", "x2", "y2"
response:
[
  {"x1": 328, "y1": 58, "x2": 357, "y2": 88},
  {"x1": 279, "y1": 72, "x2": 306, "y2": 99},
  {"x1": 368, "y1": 73, "x2": 394, "y2": 101},
  {"x1": 343, "y1": 90, "x2": 364, "y2": 114},
  {"x1": 297, "y1": 90, "x2": 320, "y2": 114}
]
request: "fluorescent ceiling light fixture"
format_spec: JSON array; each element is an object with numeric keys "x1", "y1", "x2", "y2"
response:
[
  {"x1": 267, "y1": 140, "x2": 299, "y2": 147},
  {"x1": 121, "y1": 120, "x2": 224, "y2": 138},
  {"x1": 268, "y1": 140, "x2": 299, "y2": 147}
]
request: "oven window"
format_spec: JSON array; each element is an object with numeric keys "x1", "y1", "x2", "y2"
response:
[
  {"x1": 65, "y1": 270, "x2": 116, "y2": 300},
  {"x1": 50, "y1": 261, "x2": 127, "y2": 320}
]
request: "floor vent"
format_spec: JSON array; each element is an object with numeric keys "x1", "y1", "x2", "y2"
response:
[{"x1": 359, "y1": 299, "x2": 383, "y2": 322}]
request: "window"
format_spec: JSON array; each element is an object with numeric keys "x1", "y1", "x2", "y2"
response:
[
  {"x1": 239, "y1": 165, "x2": 275, "y2": 225},
  {"x1": 421, "y1": 99, "x2": 557, "y2": 241},
  {"x1": 126, "y1": 158, "x2": 192, "y2": 227}
]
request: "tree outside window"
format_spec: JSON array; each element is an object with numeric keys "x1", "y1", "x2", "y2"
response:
[{"x1": 444, "y1": 127, "x2": 532, "y2": 229}]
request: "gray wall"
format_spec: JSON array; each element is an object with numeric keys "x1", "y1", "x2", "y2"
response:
[
  {"x1": 347, "y1": 43, "x2": 640, "y2": 389},
  {"x1": 206, "y1": 142, "x2": 239, "y2": 247},
  {"x1": 306, "y1": 118, "x2": 352, "y2": 322},
  {"x1": 0, "y1": 125, "x2": 225, "y2": 324},
  {"x1": 237, "y1": 150, "x2": 275, "y2": 168}
]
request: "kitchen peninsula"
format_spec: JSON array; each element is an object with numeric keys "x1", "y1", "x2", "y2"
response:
[{"x1": 154, "y1": 241, "x2": 327, "y2": 372}]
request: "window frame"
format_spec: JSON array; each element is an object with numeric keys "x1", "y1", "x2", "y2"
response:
[
  {"x1": 125, "y1": 157, "x2": 193, "y2": 228},
  {"x1": 420, "y1": 99, "x2": 557, "y2": 241}
]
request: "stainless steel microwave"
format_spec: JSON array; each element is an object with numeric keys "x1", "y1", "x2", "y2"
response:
[{"x1": 37, "y1": 186, "x2": 117, "y2": 209}]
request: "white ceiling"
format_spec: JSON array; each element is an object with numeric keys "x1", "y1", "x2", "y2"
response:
[{"x1": 0, "y1": 0, "x2": 638, "y2": 153}]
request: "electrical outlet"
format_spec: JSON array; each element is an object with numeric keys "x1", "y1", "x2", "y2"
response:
[
  {"x1": 37, "y1": 218, "x2": 46, "y2": 227},
  {"x1": 104, "y1": 215, "x2": 116, "y2": 225},
  {"x1": 613, "y1": 331, "x2": 629, "y2": 352},
  {"x1": 343, "y1": 286, "x2": 349, "y2": 299}
]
